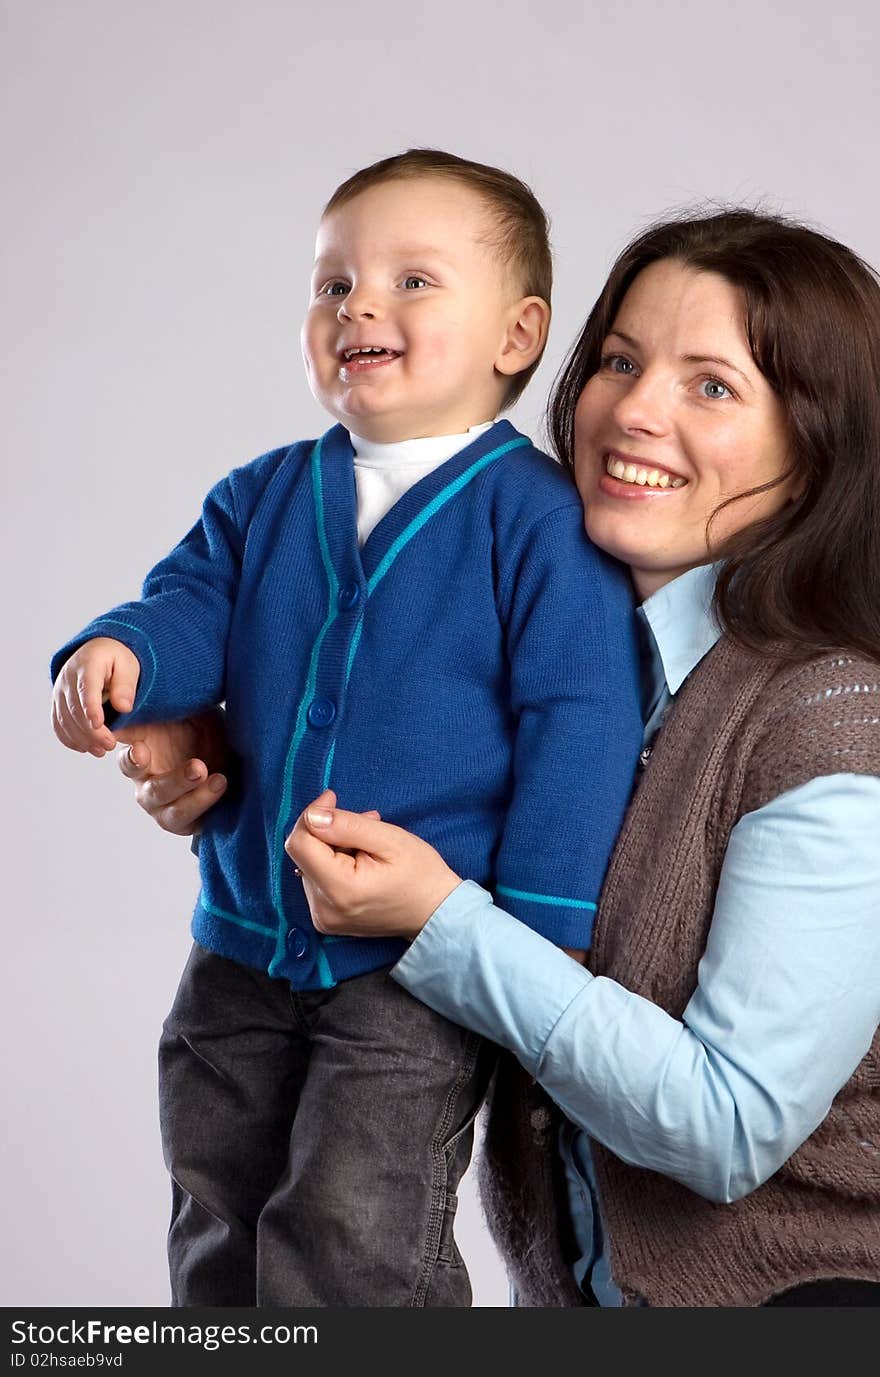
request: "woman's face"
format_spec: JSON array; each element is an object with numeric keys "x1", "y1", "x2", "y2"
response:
[{"x1": 574, "y1": 259, "x2": 796, "y2": 600}]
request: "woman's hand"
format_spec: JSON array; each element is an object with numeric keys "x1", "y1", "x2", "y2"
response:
[
  {"x1": 115, "y1": 708, "x2": 230, "y2": 836},
  {"x1": 285, "y1": 791, "x2": 462, "y2": 940}
]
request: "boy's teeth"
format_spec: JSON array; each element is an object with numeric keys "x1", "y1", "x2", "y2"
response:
[{"x1": 606, "y1": 456, "x2": 685, "y2": 488}]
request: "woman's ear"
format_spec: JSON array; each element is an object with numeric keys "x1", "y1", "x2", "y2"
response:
[{"x1": 495, "y1": 296, "x2": 551, "y2": 379}]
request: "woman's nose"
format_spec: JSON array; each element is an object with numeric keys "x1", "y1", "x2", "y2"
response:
[{"x1": 612, "y1": 372, "x2": 669, "y2": 436}]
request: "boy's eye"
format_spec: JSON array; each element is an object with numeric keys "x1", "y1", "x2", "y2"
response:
[
  {"x1": 322, "y1": 281, "x2": 349, "y2": 297},
  {"x1": 402, "y1": 275, "x2": 428, "y2": 290}
]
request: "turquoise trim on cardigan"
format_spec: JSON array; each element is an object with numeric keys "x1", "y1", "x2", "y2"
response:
[
  {"x1": 200, "y1": 895, "x2": 278, "y2": 939},
  {"x1": 321, "y1": 614, "x2": 364, "y2": 796},
  {"x1": 366, "y1": 438, "x2": 530, "y2": 596},
  {"x1": 496, "y1": 885, "x2": 597, "y2": 911},
  {"x1": 344, "y1": 615, "x2": 365, "y2": 681},
  {"x1": 321, "y1": 740, "x2": 337, "y2": 792},
  {"x1": 91, "y1": 617, "x2": 159, "y2": 710},
  {"x1": 269, "y1": 437, "x2": 337, "y2": 987}
]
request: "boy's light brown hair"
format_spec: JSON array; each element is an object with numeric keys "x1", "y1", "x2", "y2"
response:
[{"x1": 324, "y1": 148, "x2": 553, "y2": 408}]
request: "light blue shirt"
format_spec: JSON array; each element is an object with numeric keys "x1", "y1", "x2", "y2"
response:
[{"x1": 391, "y1": 563, "x2": 880, "y2": 1305}]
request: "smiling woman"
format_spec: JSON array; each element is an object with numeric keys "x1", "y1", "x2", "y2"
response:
[
  {"x1": 552, "y1": 209, "x2": 880, "y2": 657},
  {"x1": 284, "y1": 207, "x2": 880, "y2": 1308}
]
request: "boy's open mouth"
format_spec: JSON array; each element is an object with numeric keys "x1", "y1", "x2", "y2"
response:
[
  {"x1": 338, "y1": 345, "x2": 402, "y2": 377},
  {"x1": 341, "y1": 346, "x2": 401, "y2": 361}
]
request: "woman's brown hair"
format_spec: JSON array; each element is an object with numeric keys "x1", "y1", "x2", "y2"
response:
[{"x1": 548, "y1": 209, "x2": 880, "y2": 661}]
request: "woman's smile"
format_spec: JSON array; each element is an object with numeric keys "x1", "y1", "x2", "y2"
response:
[{"x1": 600, "y1": 448, "x2": 688, "y2": 494}]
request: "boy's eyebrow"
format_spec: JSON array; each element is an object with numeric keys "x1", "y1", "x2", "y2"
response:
[{"x1": 606, "y1": 330, "x2": 754, "y2": 388}]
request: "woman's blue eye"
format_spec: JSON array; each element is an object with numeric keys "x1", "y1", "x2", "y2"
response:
[
  {"x1": 403, "y1": 276, "x2": 428, "y2": 290},
  {"x1": 602, "y1": 353, "x2": 635, "y2": 374},
  {"x1": 700, "y1": 378, "x2": 731, "y2": 399}
]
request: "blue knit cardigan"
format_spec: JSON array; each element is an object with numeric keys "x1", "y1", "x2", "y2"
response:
[{"x1": 52, "y1": 421, "x2": 642, "y2": 989}]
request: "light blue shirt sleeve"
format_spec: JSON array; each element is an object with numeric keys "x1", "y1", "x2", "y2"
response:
[{"x1": 392, "y1": 772, "x2": 880, "y2": 1204}]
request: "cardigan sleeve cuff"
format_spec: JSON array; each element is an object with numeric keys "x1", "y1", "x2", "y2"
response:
[{"x1": 49, "y1": 615, "x2": 160, "y2": 728}]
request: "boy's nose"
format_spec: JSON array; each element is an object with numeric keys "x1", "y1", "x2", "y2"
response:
[
  {"x1": 337, "y1": 302, "x2": 375, "y2": 322},
  {"x1": 337, "y1": 287, "x2": 382, "y2": 322}
]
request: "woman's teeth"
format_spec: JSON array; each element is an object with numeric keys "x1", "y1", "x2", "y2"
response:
[{"x1": 606, "y1": 456, "x2": 686, "y2": 488}]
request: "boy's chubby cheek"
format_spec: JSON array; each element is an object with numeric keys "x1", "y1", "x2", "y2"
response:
[{"x1": 411, "y1": 324, "x2": 474, "y2": 376}]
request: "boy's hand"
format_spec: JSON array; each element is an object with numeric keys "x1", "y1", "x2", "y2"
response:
[{"x1": 51, "y1": 637, "x2": 140, "y2": 757}]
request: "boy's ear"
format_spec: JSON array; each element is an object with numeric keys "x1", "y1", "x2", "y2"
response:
[{"x1": 495, "y1": 296, "x2": 551, "y2": 378}]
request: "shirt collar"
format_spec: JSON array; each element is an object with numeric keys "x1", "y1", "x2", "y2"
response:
[
  {"x1": 636, "y1": 563, "x2": 722, "y2": 696},
  {"x1": 349, "y1": 420, "x2": 494, "y2": 467}
]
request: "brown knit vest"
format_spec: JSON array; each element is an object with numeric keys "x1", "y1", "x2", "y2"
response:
[{"x1": 480, "y1": 638, "x2": 880, "y2": 1307}]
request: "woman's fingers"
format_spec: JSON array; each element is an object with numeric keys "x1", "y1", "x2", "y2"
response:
[
  {"x1": 286, "y1": 792, "x2": 462, "y2": 940},
  {"x1": 287, "y1": 820, "x2": 357, "y2": 889},
  {"x1": 152, "y1": 775, "x2": 227, "y2": 836},
  {"x1": 143, "y1": 764, "x2": 226, "y2": 811},
  {"x1": 115, "y1": 744, "x2": 227, "y2": 832},
  {"x1": 117, "y1": 741, "x2": 153, "y2": 779},
  {"x1": 299, "y1": 800, "x2": 397, "y2": 860},
  {"x1": 284, "y1": 794, "x2": 376, "y2": 895}
]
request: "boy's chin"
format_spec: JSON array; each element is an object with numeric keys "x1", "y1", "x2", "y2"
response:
[
  {"x1": 346, "y1": 418, "x2": 419, "y2": 444},
  {"x1": 327, "y1": 401, "x2": 421, "y2": 445}
]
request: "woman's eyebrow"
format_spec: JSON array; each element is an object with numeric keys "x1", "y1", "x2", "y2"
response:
[
  {"x1": 606, "y1": 330, "x2": 640, "y2": 349},
  {"x1": 682, "y1": 353, "x2": 754, "y2": 388}
]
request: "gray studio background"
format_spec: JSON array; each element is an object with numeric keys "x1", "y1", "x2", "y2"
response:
[{"x1": 4, "y1": 0, "x2": 878, "y2": 1306}]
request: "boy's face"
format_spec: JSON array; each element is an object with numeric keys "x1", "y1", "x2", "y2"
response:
[{"x1": 302, "y1": 177, "x2": 526, "y2": 443}]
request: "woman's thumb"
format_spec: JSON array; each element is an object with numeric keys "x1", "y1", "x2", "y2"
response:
[
  {"x1": 304, "y1": 789, "x2": 337, "y2": 827},
  {"x1": 303, "y1": 798, "x2": 390, "y2": 856}
]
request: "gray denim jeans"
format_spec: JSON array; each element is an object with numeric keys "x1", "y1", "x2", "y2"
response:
[{"x1": 158, "y1": 942, "x2": 494, "y2": 1307}]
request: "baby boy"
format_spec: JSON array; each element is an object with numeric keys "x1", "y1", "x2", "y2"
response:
[{"x1": 51, "y1": 149, "x2": 641, "y2": 1306}]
